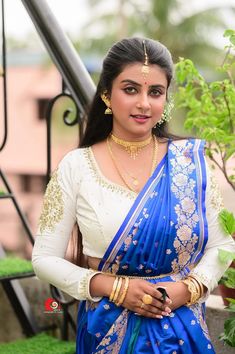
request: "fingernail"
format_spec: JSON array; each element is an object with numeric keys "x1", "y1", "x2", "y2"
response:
[
  {"x1": 162, "y1": 312, "x2": 170, "y2": 316},
  {"x1": 156, "y1": 315, "x2": 163, "y2": 319},
  {"x1": 166, "y1": 298, "x2": 172, "y2": 304},
  {"x1": 165, "y1": 307, "x2": 171, "y2": 313}
]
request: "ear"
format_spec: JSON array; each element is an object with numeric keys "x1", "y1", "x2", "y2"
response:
[{"x1": 103, "y1": 89, "x2": 111, "y2": 100}]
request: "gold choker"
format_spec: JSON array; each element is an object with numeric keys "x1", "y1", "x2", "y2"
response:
[{"x1": 110, "y1": 134, "x2": 152, "y2": 159}]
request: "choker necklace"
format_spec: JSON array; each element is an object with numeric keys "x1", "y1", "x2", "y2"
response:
[
  {"x1": 107, "y1": 136, "x2": 158, "y2": 192},
  {"x1": 110, "y1": 133, "x2": 152, "y2": 159}
]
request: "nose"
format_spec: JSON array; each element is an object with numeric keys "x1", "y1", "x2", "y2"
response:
[{"x1": 136, "y1": 93, "x2": 151, "y2": 111}]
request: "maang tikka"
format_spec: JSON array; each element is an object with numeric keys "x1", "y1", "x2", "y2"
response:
[
  {"x1": 141, "y1": 40, "x2": 149, "y2": 80},
  {"x1": 101, "y1": 91, "x2": 112, "y2": 115}
]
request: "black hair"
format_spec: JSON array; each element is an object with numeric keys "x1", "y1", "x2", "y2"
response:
[{"x1": 79, "y1": 37, "x2": 175, "y2": 147}]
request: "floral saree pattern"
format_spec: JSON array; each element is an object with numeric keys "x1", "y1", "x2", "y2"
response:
[{"x1": 76, "y1": 139, "x2": 215, "y2": 354}]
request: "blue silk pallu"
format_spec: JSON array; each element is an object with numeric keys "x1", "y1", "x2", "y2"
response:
[{"x1": 76, "y1": 139, "x2": 215, "y2": 353}]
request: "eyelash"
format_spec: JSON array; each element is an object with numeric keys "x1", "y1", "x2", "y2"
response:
[{"x1": 123, "y1": 87, "x2": 163, "y2": 96}]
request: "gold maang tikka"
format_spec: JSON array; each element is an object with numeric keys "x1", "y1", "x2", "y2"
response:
[{"x1": 141, "y1": 40, "x2": 149, "y2": 79}]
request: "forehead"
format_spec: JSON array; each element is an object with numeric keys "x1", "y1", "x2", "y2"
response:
[{"x1": 113, "y1": 63, "x2": 168, "y2": 86}]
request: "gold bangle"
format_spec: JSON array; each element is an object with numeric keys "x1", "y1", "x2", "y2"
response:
[
  {"x1": 113, "y1": 277, "x2": 123, "y2": 303},
  {"x1": 116, "y1": 277, "x2": 129, "y2": 306},
  {"x1": 188, "y1": 275, "x2": 204, "y2": 297},
  {"x1": 109, "y1": 277, "x2": 118, "y2": 302},
  {"x1": 181, "y1": 277, "x2": 201, "y2": 306}
]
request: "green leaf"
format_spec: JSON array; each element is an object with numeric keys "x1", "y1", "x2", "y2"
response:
[
  {"x1": 224, "y1": 29, "x2": 235, "y2": 38},
  {"x1": 219, "y1": 249, "x2": 235, "y2": 264},
  {"x1": 219, "y1": 209, "x2": 235, "y2": 236},
  {"x1": 220, "y1": 317, "x2": 235, "y2": 347},
  {"x1": 220, "y1": 268, "x2": 235, "y2": 288},
  {"x1": 230, "y1": 35, "x2": 235, "y2": 46}
]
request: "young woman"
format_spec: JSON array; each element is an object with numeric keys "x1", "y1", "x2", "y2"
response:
[{"x1": 32, "y1": 37, "x2": 235, "y2": 353}]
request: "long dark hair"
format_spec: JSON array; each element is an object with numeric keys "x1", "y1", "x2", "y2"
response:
[
  {"x1": 74, "y1": 37, "x2": 176, "y2": 267},
  {"x1": 79, "y1": 37, "x2": 175, "y2": 148}
]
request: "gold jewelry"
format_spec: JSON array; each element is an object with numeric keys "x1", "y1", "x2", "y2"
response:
[
  {"x1": 116, "y1": 277, "x2": 129, "y2": 306},
  {"x1": 113, "y1": 277, "x2": 123, "y2": 303},
  {"x1": 150, "y1": 135, "x2": 158, "y2": 175},
  {"x1": 101, "y1": 91, "x2": 112, "y2": 115},
  {"x1": 105, "y1": 107, "x2": 112, "y2": 115},
  {"x1": 107, "y1": 136, "x2": 158, "y2": 192},
  {"x1": 141, "y1": 40, "x2": 149, "y2": 78},
  {"x1": 142, "y1": 294, "x2": 153, "y2": 305},
  {"x1": 181, "y1": 277, "x2": 201, "y2": 306},
  {"x1": 188, "y1": 275, "x2": 204, "y2": 297},
  {"x1": 110, "y1": 133, "x2": 152, "y2": 160},
  {"x1": 109, "y1": 276, "x2": 119, "y2": 302},
  {"x1": 157, "y1": 99, "x2": 174, "y2": 125}
]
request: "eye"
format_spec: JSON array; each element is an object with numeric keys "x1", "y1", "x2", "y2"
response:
[
  {"x1": 123, "y1": 86, "x2": 137, "y2": 94},
  {"x1": 149, "y1": 88, "x2": 164, "y2": 97}
]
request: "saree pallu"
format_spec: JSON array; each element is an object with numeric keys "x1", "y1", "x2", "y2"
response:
[{"x1": 76, "y1": 139, "x2": 215, "y2": 354}]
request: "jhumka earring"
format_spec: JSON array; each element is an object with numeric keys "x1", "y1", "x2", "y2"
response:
[
  {"x1": 101, "y1": 91, "x2": 112, "y2": 115},
  {"x1": 157, "y1": 98, "x2": 174, "y2": 126}
]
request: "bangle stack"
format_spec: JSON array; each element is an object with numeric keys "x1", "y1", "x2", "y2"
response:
[
  {"x1": 181, "y1": 275, "x2": 204, "y2": 306},
  {"x1": 109, "y1": 276, "x2": 130, "y2": 307}
]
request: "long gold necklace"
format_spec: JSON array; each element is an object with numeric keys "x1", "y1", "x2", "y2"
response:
[
  {"x1": 110, "y1": 133, "x2": 152, "y2": 159},
  {"x1": 107, "y1": 136, "x2": 158, "y2": 192}
]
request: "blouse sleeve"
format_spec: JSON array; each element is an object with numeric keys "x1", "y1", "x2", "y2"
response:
[
  {"x1": 32, "y1": 151, "x2": 101, "y2": 301},
  {"x1": 190, "y1": 161, "x2": 235, "y2": 293}
]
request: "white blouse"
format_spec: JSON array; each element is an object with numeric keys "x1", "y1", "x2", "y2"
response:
[{"x1": 32, "y1": 146, "x2": 235, "y2": 301}]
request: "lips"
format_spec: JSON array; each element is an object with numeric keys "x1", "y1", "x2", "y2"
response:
[{"x1": 130, "y1": 115, "x2": 151, "y2": 119}]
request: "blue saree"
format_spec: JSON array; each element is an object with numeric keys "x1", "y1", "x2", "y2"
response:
[{"x1": 76, "y1": 139, "x2": 215, "y2": 353}]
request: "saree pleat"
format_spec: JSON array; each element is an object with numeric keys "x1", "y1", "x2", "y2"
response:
[{"x1": 76, "y1": 139, "x2": 214, "y2": 353}]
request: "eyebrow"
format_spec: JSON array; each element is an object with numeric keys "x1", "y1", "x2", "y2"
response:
[{"x1": 120, "y1": 79, "x2": 166, "y2": 89}]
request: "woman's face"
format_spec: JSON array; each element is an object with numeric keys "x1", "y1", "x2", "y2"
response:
[{"x1": 110, "y1": 62, "x2": 168, "y2": 140}]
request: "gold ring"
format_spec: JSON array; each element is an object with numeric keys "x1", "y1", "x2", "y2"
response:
[
  {"x1": 140, "y1": 302, "x2": 145, "y2": 309},
  {"x1": 142, "y1": 294, "x2": 153, "y2": 305}
]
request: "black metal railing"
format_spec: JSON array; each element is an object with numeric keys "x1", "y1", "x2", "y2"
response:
[{"x1": 0, "y1": 0, "x2": 97, "y2": 340}]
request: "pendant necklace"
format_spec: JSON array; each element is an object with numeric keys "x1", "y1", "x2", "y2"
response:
[{"x1": 107, "y1": 135, "x2": 158, "y2": 192}]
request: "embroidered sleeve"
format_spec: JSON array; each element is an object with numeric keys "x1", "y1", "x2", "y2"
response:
[
  {"x1": 38, "y1": 169, "x2": 64, "y2": 233},
  {"x1": 32, "y1": 150, "x2": 102, "y2": 301},
  {"x1": 190, "y1": 162, "x2": 235, "y2": 293}
]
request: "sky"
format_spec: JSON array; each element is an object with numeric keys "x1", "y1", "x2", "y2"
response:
[
  {"x1": 2, "y1": 0, "x2": 235, "y2": 40},
  {"x1": 3, "y1": 0, "x2": 89, "y2": 39}
]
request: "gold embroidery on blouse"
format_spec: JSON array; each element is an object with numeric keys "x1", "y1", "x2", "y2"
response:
[
  {"x1": 169, "y1": 141, "x2": 199, "y2": 272},
  {"x1": 38, "y1": 169, "x2": 64, "y2": 233},
  {"x1": 83, "y1": 148, "x2": 136, "y2": 199},
  {"x1": 209, "y1": 171, "x2": 224, "y2": 211}
]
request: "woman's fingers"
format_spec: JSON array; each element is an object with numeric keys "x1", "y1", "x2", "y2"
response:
[
  {"x1": 123, "y1": 279, "x2": 173, "y2": 318},
  {"x1": 133, "y1": 301, "x2": 170, "y2": 319}
]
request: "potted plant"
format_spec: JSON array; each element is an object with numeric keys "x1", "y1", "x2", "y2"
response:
[{"x1": 174, "y1": 29, "x2": 235, "y2": 347}]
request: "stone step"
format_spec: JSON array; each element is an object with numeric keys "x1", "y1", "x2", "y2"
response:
[
  {"x1": 0, "y1": 257, "x2": 34, "y2": 281},
  {"x1": 0, "y1": 333, "x2": 75, "y2": 354}
]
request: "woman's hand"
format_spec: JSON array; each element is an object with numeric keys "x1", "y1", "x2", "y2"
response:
[
  {"x1": 157, "y1": 281, "x2": 191, "y2": 310},
  {"x1": 90, "y1": 274, "x2": 171, "y2": 318},
  {"x1": 122, "y1": 278, "x2": 172, "y2": 319}
]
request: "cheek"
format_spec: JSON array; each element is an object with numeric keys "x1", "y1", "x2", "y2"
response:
[{"x1": 152, "y1": 99, "x2": 166, "y2": 113}]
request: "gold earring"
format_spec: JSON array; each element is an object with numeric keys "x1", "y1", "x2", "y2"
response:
[
  {"x1": 101, "y1": 92, "x2": 113, "y2": 115},
  {"x1": 157, "y1": 98, "x2": 174, "y2": 126}
]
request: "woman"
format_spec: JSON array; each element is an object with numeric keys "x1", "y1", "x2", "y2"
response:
[{"x1": 32, "y1": 37, "x2": 235, "y2": 353}]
